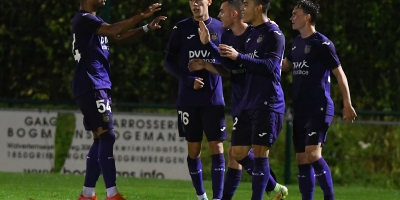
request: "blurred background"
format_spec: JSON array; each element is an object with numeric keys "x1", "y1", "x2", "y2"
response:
[{"x1": 1, "y1": 0, "x2": 400, "y2": 189}]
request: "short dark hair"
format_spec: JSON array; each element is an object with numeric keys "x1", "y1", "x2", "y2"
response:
[
  {"x1": 221, "y1": 0, "x2": 243, "y2": 12},
  {"x1": 295, "y1": 0, "x2": 320, "y2": 24},
  {"x1": 254, "y1": 0, "x2": 272, "y2": 14}
]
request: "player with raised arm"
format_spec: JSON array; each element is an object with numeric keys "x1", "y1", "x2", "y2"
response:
[
  {"x1": 215, "y1": 0, "x2": 286, "y2": 199},
  {"x1": 189, "y1": 0, "x2": 288, "y2": 199},
  {"x1": 163, "y1": 0, "x2": 226, "y2": 200},
  {"x1": 281, "y1": 1, "x2": 357, "y2": 200},
  {"x1": 72, "y1": 1, "x2": 166, "y2": 200}
]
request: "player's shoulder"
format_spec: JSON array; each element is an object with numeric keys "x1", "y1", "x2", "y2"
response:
[
  {"x1": 171, "y1": 17, "x2": 193, "y2": 30},
  {"x1": 207, "y1": 18, "x2": 224, "y2": 33},
  {"x1": 176, "y1": 17, "x2": 192, "y2": 25},
  {"x1": 262, "y1": 23, "x2": 284, "y2": 43},
  {"x1": 173, "y1": 17, "x2": 191, "y2": 28},
  {"x1": 291, "y1": 34, "x2": 302, "y2": 43},
  {"x1": 74, "y1": 10, "x2": 96, "y2": 20},
  {"x1": 255, "y1": 22, "x2": 284, "y2": 38},
  {"x1": 209, "y1": 17, "x2": 222, "y2": 25},
  {"x1": 312, "y1": 32, "x2": 334, "y2": 46},
  {"x1": 268, "y1": 24, "x2": 284, "y2": 36},
  {"x1": 73, "y1": 10, "x2": 103, "y2": 27}
]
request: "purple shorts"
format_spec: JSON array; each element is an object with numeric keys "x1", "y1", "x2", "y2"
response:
[
  {"x1": 75, "y1": 89, "x2": 113, "y2": 132},
  {"x1": 292, "y1": 114, "x2": 333, "y2": 153},
  {"x1": 230, "y1": 113, "x2": 252, "y2": 146},
  {"x1": 177, "y1": 106, "x2": 227, "y2": 142},
  {"x1": 232, "y1": 109, "x2": 283, "y2": 147}
]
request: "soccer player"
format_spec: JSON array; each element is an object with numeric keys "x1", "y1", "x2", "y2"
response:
[
  {"x1": 215, "y1": 0, "x2": 286, "y2": 199},
  {"x1": 189, "y1": 0, "x2": 288, "y2": 199},
  {"x1": 163, "y1": 0, "x2": 226, "y2": 200},
  {"x1": 281, "y1": 1, "x2": 357, "y2": 200},
  {"x1": 72, "y1": 1, "x2": 166, "y2": 200}
]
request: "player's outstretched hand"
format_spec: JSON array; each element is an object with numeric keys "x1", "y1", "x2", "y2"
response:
[
  {"x1": 188, "y1": 59, "x2": 206, "y2": 72},
  {"x1": 198, "y1": 21, "x2": 210, "y2": 44},
  {"x1": 343, "y1": 106, "x2": 357, "y2": 123},
  {"x1": 142, "y1": 3, "x2": 162, "y2": 18},
  {"x1": 218, "y1": 44, "x2": 239, "y2": 60},
  {"x1": 148, "y1": 16, "x2": 167, "y2": 30},
  {"x1": 193, "y1": 77, "x2": 204, "y2": 90}
]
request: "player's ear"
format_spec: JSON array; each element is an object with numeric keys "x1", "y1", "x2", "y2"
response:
[
  {"x1": 305, "y1": 13, "x2": 311, "y2": 22},
  {"x1": 208, "y1": 0, "x2": 212, "y2": 6},
  {"x1": 232, "y1": 9, "x2": 239, "y2": 18},
  {"x1": 255, "y1": 4, "x2": 263, "y2": 14}
]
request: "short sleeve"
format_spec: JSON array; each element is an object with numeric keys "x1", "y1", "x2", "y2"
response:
[
  {"x1": 321, "y1": 41, "x2": 341, "y2": 70},
  {"x1": 75, "y1": 13, "x2": 104, "y2": 34}
]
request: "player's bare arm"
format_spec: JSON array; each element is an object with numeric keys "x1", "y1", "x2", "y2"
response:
[
  {"x1": 113, "y1": 16, "x2": 167, "y2": 44},
  {"x1": 282, "y1": 58, "x2": 293, "y2": 71},
  {"x1": 218, "y1": 44, "x2": 239, "y2": 60},
  {"x1": 198, "y1": 21, "x2": 211, "y2": 44},
  {"x1": 97, "y1": 3, "x2": 162, "y2": 41},
  {"x1": 332, "y1": 66, "x2": 357, "y2": 123},
  {"x1": 189, "y1": 59, "x2": 230, "y2": 76}
]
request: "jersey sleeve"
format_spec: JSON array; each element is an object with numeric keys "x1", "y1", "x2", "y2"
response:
[
  {"x1": 321, "y1": 41, "x2": 341, "y2": 70},
  {"x1": 264, "y1": 30, "x2": 286, "y2": 59},
  {"x1": 237, "y1": 30, "x2": 285, "y2": 74},
  {"x1": 76, "y1": 13, "x2": 104, "y2": 34},
  {"x1": 164, "y1": 24, "x2": 181, "y2": 56},
  {"x1": 163, "y1": 24, "x2": 198, "y2": 87},
  {"x1": 205, "y1": 39, "x2": 237, "y2": 70},
  {"x1": 286, "y1": 45, "x2": 293, "y2": 62}
]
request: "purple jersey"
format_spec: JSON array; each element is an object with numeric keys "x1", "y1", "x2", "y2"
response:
[
  {"x1": 164, "y1": 17, "x2": 225, "y2": 107},
  {"x1": 222, "y1": 28, "x2": 252, "y2": 116},
  {"x1": 71, "y1": 10, "x2": 110, "y2": 98},
  {"x1": 286, "y1": 32, "x2": 341, "y2": 116},
  {"x1": 236, "y1": 22, "x2": 285, "y2": 114}
]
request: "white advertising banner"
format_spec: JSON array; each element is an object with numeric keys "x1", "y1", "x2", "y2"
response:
[
  {"x1": 62, "y1": 113, "x2": 190, "y2": 180},
  {"x1": 0, "y1": 110, "x2": 57, "y2": 173}
]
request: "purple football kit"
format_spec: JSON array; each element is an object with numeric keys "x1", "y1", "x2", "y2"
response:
[
  {"x1": 164, "y1": 17, "x2": 227, "y2": 142},
  {"x1": 204, "y1": 26, "x2": 253, "y2": 145},
  {"x1": 204, "y1": 25, "x2": 283, "y2": 199},
  {"x1": 72, "y1": 10, "x2": 113, "y2": 131},
  {"x1": 71, "y1": 10, "x2": 117, "y2": 194},
  {"x1": 235, "y1": 22, "x2": 285, "y2": 147},
  {"x1": 164, "y1": 17, "x2": 226, "y2": 200},
  {"x1": 286, "y1": 32, "x2": 341, "y2": 152},
  {"x1": 231, "y1": 21, "x2": 286, "y2": 200}
]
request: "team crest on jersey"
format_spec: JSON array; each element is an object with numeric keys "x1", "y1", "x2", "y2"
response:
[
  {"x1": 257, "y1": 35, "x2": 264, "y2": 43},
  {"x1": 211, "y1": 33, "x2": 218, "y2": 41},
  {"x1": 103, "y1": 114, "x2": 110, "y2": 122},
  {"x1": 304, "y1": 45, "x2": 312, "y2": 54}
]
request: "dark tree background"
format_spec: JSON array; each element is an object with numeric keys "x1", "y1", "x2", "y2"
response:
[{"x1": 1, "y1": 0, "x2": 399, "y2": 111}]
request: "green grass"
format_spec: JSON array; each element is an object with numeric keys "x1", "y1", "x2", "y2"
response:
[{"x1": 0, "y1": 172, "x2": 399, "y2": 200}]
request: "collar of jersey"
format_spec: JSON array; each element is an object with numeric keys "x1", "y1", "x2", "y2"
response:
[
  {"x1": 253, "y1": 21, "x2": 272, "y2": 30},
  {"x1": 192, "y1": 17, "x2": 212, "y2": 26},
  {"x1": 301, "y1": 31, "x2": 318, "y2": 40}
]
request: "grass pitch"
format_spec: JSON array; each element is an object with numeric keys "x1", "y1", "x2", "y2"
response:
[{"x1": 0, "y1": 172, "x2": 398, "y2": 200}]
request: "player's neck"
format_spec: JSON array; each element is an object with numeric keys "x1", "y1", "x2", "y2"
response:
[
  {"x1": 193, "y1": 14, "x2": 210, "y2": 22},
  {"x1": 230, "y1": 22, "x2": 248, "y2": 36},
  {"x1": 299, "y1": 25, "x2": 316, "y2": 38},
  {"x1": 252, "y1": 15, "x2": 269, "y2": 27},
  {"x1": 80, "y1": 5, "x2": 97, "y2": 15}
]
